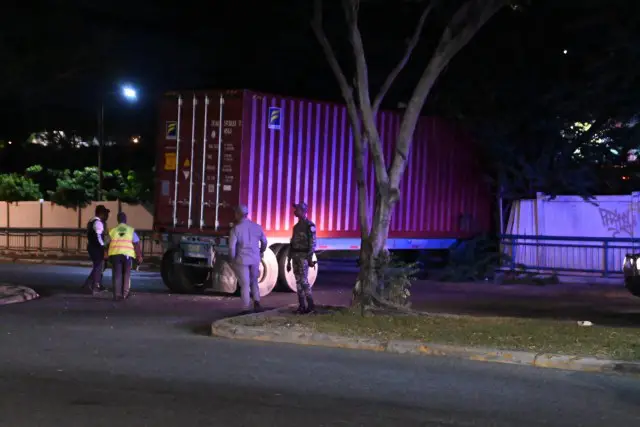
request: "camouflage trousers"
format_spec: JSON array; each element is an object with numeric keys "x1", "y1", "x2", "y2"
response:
[{"x1": 291, "y1": 254, "x2": 312, "y2": 298}]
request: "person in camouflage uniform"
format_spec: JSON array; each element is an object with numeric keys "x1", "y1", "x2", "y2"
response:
[{"x1": 287, "y1": 202, "x2": 317, "y2": 314}]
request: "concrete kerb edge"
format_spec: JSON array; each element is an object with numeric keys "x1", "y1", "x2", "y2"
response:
[{"x1": 210, "y1": 308, "x2": 640, "y2": 374}]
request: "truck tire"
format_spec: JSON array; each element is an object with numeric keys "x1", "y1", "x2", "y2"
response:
[
  {"x1": 160, "y1": 249, "x2": 209, "y2": 294},
  {"x1": 210, "y1": 248, "x2": 279, "y2": 297},
  {"x1": 276, "y1": 245, "x2": 319, "y2": 292},
  {"x1": 625, "y1": 276, "x2": 640, "y2": 298},
  {"x1": 271, "y1": 244, "x2": 284, "y2": 259},
  {"x1": 257, "y1": 248, "x2": 279, "y2": 297}
]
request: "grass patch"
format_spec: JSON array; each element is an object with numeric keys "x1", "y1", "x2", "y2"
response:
[{"x1": 236, "y1": 309, "x2": 640, "y2": 361}]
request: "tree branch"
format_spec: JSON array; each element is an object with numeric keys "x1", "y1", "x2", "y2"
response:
[
  {"x1": 388, "y1": 0, "x2": 508, "y2": 190},
  {"x1": 311, "y1": 0, "x2": 355, "y2": 105},
  {"x1": 372, "y1": 2, "x2": 434, "y2": 116},
  {"x1": 342, "y1": 0, "x2": 389, "y2": 187},
  {"x1": 312, "y1": 0, "x2": 371, "y2": 237}
]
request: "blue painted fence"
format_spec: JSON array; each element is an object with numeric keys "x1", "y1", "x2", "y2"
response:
[{"x1": 501, "y1": 234, "x2": 640, "y2": 277}]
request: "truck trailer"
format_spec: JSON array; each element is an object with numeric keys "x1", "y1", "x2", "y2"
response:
[{"x1": 154, "y1": 89, "x2": 492, "y2": 296}]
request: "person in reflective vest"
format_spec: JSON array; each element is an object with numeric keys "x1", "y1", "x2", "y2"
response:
[{"x1": 105, "y1": 212, "x2": 143, "y2": 301}]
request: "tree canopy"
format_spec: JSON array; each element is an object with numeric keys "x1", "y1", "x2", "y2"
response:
[
  {"x1": 0, "y1": 173, "x2": 42, "y2": 202},
  {"x1": 438, "y1": 1, "x2": 640, "y2": 199},
  {"x1": 0, "y1": 165, "x2": 152, "y2": 207}
]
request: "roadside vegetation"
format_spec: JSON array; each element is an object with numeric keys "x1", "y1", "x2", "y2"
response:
[{"x1": 235, "y1": 308, "x2": 640, "y2": 361}]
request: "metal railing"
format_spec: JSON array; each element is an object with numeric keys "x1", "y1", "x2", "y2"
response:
[
  {"x1": 2, "y1": 229, "x2": 635, "y2": 277},
  {"x1": 0, "y1": 228, "x2": 164, "y2": 258},
  {"x1": 501, "y1": 234, "x2": 640, "y2": 277}
]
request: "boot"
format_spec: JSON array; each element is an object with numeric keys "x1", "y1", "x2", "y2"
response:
[
  {"x1": 253, "y1": 301, "x2": 263, "y2": 313},
  {"x1": 295, "y1": 295, "x2": 307, "y2": 314},
  {"x1": 90, "y1": 283, "x2": 103, "y2": 296},
  {"x1": 305, "y1": 296, "x2": 316, "y2": 314}
]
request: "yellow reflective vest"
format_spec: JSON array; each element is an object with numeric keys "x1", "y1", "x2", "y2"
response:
[{"x1": 107, "y1": 224, "x2": 136, "y2": 258}]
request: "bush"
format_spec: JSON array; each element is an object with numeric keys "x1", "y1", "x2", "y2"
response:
[
  {"x1": 45, "y1": 167, "x2": 152, "y2": 207},
  {"x1": 47, "y1": 167, "x2": 99, "y2": 208},
  {"x1": 375, "y1": 251, "x2": 419, "y2": 307},
  {"x1": 0, "y1": 173, "x2": 42, "y2": 202},
  {"x1": 437, "y1": 233, "x2": 513, "y2": 282}
]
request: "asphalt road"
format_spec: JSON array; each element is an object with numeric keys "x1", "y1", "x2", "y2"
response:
[
  {"x1": 4, "y1": 261, "x2": 640, "y2": 326},
  {"x1": 1, "y1": 263, "x2": 640, "y2": 426},
  {"x1": 0, "y1": 260, "x2": 358, "y2": 297}
]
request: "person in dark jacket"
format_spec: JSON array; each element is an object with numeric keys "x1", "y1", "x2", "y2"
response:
[
  {"x1": 82, "y1": 205, "x2": 110, "y2": 294},
  {"x1": 287, "y1": 202, "x2": 317, "y2": 314}
]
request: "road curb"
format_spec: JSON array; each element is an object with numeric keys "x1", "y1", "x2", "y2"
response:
[
  {"x1": 0, "y1": 256, "x2": 159, "y2": 271},
  {"x1": 0, "y1": 284, "x2": 40, "y2": 306},
  {"x1": 211, "y1": 309, "x2": 640, "y2": 375}
]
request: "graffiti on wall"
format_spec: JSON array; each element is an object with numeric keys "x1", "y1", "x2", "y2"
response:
[{"x1": 598, "y1": 204, "x2": 638, "y2": 237}]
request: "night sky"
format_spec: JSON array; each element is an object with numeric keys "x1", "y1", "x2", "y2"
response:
[{"x1": 1, "y1": 0, "x2": 637, "y2": 154}]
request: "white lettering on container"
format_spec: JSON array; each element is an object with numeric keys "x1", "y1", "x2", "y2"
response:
[{"x1": 211, "y1": 120, "x2": 241, "y2": 127}]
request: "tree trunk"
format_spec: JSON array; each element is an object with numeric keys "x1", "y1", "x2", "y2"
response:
[
  {"x1": 312, "y1": 0, "x2": 508, "y2": 314},
  {"x1": 353, "y1": 191, "x2": 393, "y2": 310}
]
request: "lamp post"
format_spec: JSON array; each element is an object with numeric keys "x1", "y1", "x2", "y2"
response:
[{"x1": 97, "y1": 84, "x2": 138, "y2": 201}]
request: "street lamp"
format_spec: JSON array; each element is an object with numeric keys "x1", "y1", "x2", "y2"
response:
[
  {"x1": 121, "y1": 85, "x2": 138, "y2": 101},
  {"x1": 97, "y1": 83, "x2": 138, "y2": 201}
]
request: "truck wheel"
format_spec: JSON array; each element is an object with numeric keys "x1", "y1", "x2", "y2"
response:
[
  {"x1": 271, "y1": 244, "x2": 284, "y2": 259},
  {"x1": 625, "y1": 276, "x2": 640, "y2": 298},
  {"x1": 160, "y1": 249, "x2": 208, "y2": 294},
  {"x1": 210, "y1": 248, "x2": 278, "y2": 297},
  {"x1": 276, "y1": 246, "x2": 319, "y2": 292},
  {"x1": 257, "y1": 248, "x2": 278, "y2": 297}
]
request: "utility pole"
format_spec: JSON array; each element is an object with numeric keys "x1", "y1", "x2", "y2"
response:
[
  {"x1": 96, "y1": 84, "x2": 138, "y2": 202},
  {"x1": 97, "y1": 102, "x2": 104, "y2": 201}
]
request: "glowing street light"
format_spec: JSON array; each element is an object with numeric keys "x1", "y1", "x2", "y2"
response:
[
  {"x1": 121, "y1": 85, "x2": 138, "y2": 101},
  {"x1": 97, "y1": 83, "x2": 140, "y2": 201}
]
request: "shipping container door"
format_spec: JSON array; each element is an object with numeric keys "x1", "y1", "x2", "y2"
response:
[
  {"x1": 199, "y1": 91, "x2": 244, "y2": 230},
  {"x1": 155, "y1": 91, "x2": 244, "y2": 232},
  {"x1": 155, "y1": 94, "x2": 184, "y2": 229},
  {"x1": 172, "y1": 94, "x2": 200, "y2": 229}
]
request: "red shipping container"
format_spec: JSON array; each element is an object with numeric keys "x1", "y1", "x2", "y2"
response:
[{"x1": 154, "y1": 89, "x2": 491, "y2": 249}]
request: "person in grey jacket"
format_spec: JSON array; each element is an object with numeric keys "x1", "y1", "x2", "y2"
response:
[{"x1": 229, "y1": 205, "x2": 267, "y2": 314}]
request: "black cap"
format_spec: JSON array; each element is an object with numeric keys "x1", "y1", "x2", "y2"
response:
[
  {"x1": 96, "y1": 205, "x2": 110, "y2": 215},
  {"x1": 293, "y1": 202, "x2": 308, "y2": 212}
]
